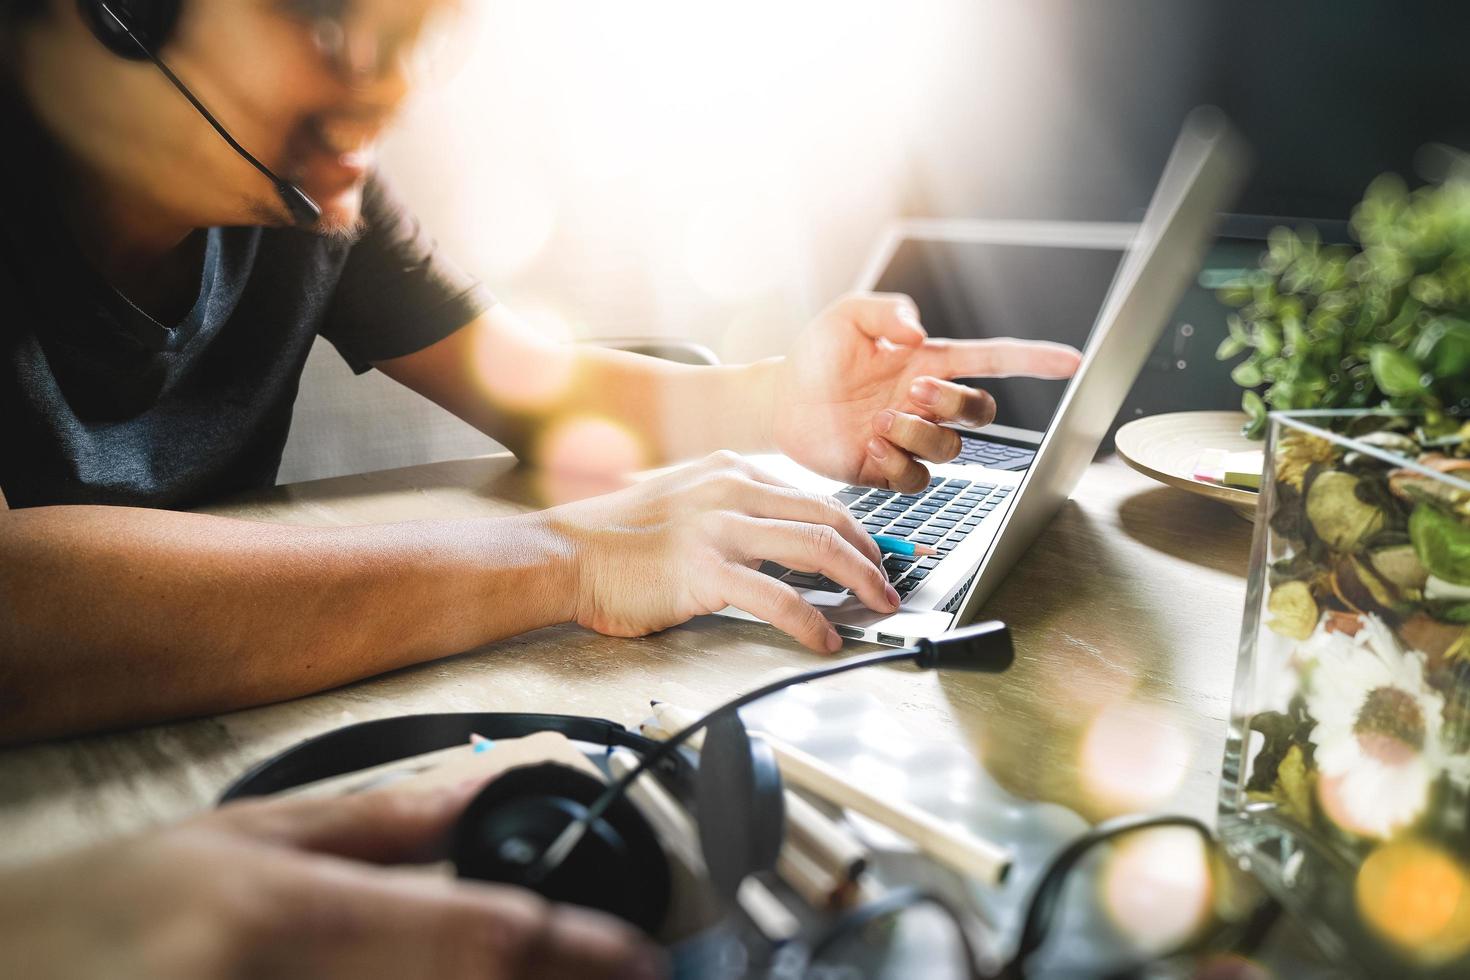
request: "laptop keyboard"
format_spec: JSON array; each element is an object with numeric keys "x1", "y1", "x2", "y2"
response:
[
  {"x1": 955, "y1": 437, "x2": 1036, "y2": 471},
  {"x1": 759, "y1": 477, "x2": 1013, "y2": 601}
]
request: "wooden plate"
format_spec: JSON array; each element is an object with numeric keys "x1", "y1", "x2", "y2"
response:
[{"x1": 1114, "y1": 411, "x2": 1261, "y2": 520}]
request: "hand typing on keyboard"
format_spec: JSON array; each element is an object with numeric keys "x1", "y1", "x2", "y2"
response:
[
  {"x1": 541, "y1": 452, "x2": 896, "y2": 653},
  {"x1": 763, "y1": 294, "x2": 1080, "y2": 493},
  {"x1": 760, "y1": 476, "x2": 1014, "y2": 601}
]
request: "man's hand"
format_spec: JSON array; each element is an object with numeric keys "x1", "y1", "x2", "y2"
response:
[
  {"x1": 541, "y1": 451, "x2": 895, "y2": 653},
  {"x1": 0, "y1": 786, "x2": 664, "y2": 980},
  {"x1": 766, "y1": 294, "x2": 1083, "y2": 492}
]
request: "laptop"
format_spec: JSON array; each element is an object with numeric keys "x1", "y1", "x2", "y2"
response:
[{"x1": 722, "y1": 108, "x2": 1249, "y2": 646}]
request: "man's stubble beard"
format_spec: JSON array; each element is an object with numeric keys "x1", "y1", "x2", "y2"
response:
[
  {"x1": 244, "y1": 195, "x2": 366, "y2": 244},
  {"x1": 314, "y1": 210, "x2": 367, "y2": 244}
]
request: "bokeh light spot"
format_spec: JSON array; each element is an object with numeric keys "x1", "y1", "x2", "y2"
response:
[
  {"x1": 1356, "y1": 838, "x2": 1470, "y2": 965},
  {"x1": 1078, "y1": 702, "x2": 1190, "y2": 814},
  {"x1": 1100, "y1": 826, "x2": 1214, "y2": 955},
  {"x1": 537, "y1": 415, "x2": 646, "y2": 477},
  {"x1": 471, "y1": 307, "x2": 577, "y2": 413}
]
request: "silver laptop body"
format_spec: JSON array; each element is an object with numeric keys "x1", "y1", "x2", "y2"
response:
[{"x1": 726, "y1": 109, "x2": 1248, "y2": 646}]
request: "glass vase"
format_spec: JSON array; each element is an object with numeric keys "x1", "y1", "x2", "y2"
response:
[{"x1": 1219, "y1": 410, "x2": 1470, "y2": 976}]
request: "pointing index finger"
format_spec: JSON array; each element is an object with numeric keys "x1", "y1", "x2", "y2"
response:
[{"x1": 921, "y1": 337, "x2": 1082, "y2": 380}]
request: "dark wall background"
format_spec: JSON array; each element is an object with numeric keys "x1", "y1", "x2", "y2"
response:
[
  {"x1": 908, "y1": 0, "x2": 1470, "y2": 224},
  {"x1": 895, "y1": 0, "x2": 1470, "y2": 433}
]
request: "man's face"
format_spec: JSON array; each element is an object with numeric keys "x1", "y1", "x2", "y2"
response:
[
  {"x1": 63, "y1": 0, "x2": 461, "y2": 235},
  {"x1": 188, "y1": 0, "x2": 466, "y2": 233}
]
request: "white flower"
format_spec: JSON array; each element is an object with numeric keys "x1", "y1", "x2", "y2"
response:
[{"x1": 1303, "y1": 614, "x2": 1449, "y2": 840}]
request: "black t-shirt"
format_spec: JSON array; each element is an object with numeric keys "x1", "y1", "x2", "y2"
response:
[{"x1": 0, "y1": 92, "x2": 493, "y2": 511}]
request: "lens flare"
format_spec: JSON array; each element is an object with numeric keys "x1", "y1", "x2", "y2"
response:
[
  {"x1": 1034, "y1": 650, "x2": 1139, "y2": 726},
  {"x1": 515, "y1": 306, "x2": 577, "y2": 344},
  {"x1": 1078, "y1": 702, "x2": 1191, "y2": 814},
  {"x1": 532, "y1": 416, "x2": 646, "y2": 505},
  {"x1": 1356, "y1": 838, "x2": 1470, "y2": 965},
  {"x1": 469, "y1": 307, "x2": 577, "y2": 413},
  {"x1": 1099, "y1": 826, "x2": 1214, "y2": 955},
  {"x1": 381, "y1": 0, "x2": 952, "y2": 352}
]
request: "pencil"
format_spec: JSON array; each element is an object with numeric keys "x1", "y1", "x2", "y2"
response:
[
  {"x1": 650, "y1": 700, "x2": 1012, "y2": 886},
  {"x1": 758, "y1": 734, "x2": 1011, "y2": 886},
  {"x1": 776, "y1": 836, "x2": 844, "y2": 911},
  {"x1": 872, "y1": 534, "x2": 937, "y2": 558}
]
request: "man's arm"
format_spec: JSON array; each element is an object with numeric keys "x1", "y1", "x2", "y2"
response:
[
  {"x1": 0, "y1": 451, "x2": 898, "y2": 745},
  {"x1": 374, "y1": 305, "x2": 778, "y2": 469},
  {"x1": 375, "y1": 297, "x2": 1081, "y2": 491},
  {"x1": 0, "y1": 505, "x2": 574, "y2": 745}
]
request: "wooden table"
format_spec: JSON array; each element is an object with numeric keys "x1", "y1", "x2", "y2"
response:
[{"x1": 0, "y1": 454, "x2": 1254, "y2": 868}]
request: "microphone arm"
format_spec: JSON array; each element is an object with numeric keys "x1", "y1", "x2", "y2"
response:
[{"x1": 96, "y1": 2, "x2": 323, "y2": 228}]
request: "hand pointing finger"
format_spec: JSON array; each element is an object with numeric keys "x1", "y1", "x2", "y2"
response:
[{"x1": 919, "y1": 337, "x2": 1082, "y2": 380}]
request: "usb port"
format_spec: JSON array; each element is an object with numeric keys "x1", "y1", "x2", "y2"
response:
[
  {"x1": 834, "y1": 624, "x2": 865, "y2": 640},
  {"x1": 876, "y1": 633, "x2": 907, "y2": 647}
]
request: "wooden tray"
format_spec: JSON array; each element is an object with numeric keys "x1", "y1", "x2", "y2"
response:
[{"x1": 1114, "y1": 411, "x2": 1261, "y2": 520}]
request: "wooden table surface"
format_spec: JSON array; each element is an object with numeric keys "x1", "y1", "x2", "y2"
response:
[{"x1": 0, "y1": 454, "x2": 1255, "y2": 868}]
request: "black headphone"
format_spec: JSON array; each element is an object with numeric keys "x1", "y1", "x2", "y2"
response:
[
  {"x1": 221, "y1": 623, "x2": 1017, "y2": 939},
  {"x1": 224, "y1": 711, "x2": 689, "y2": 934},
  {"x1": 75, "y1": 0, "x2": 322, "y2": 227}
]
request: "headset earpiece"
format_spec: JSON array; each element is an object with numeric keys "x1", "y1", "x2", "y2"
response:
[
  {"x1": 696, "y1": 714, "x2": 785, "y2": 899},
  {"x1": 78, "y1": 0, "x2": 183, "y2": 59},
  {"x1": 451, "y1": 763, "x2": 672, "y2": 935}
]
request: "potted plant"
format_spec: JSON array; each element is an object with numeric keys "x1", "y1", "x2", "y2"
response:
[{"x1": 1216, "y1": 176, "x2": 1470, "y2": 439}]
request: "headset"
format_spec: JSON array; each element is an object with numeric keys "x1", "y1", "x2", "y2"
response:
[
  {"x1": 222, "y1": 623, "x2": 1017, "y2": 944},
  {"x1": 225, "y1": 710, "x2": 691, "y2": 935},
  {"x1": 76, "y1": 0, "x2": 323, "y2": 227}
]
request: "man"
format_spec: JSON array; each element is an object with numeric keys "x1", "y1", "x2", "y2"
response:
[
  {"x1": 0, "y1": 0, "x2": 1078, "y2": 746},
  {"x1": 0, "y1": 0, "x2": 1082, "y2": 973}
]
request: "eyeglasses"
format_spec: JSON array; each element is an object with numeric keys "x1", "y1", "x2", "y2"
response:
[{"x1": 282, "y1": 0, "x2": 470, "y2": 87}]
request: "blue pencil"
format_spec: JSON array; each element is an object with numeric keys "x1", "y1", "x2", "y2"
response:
[{"x1": 872, "y1": 534, "x2": 937, "y2": 558}]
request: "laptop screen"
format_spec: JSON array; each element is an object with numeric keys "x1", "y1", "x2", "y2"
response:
[{"x1": 871, "y1": 239, "x2": 1125, "y2": 436}]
